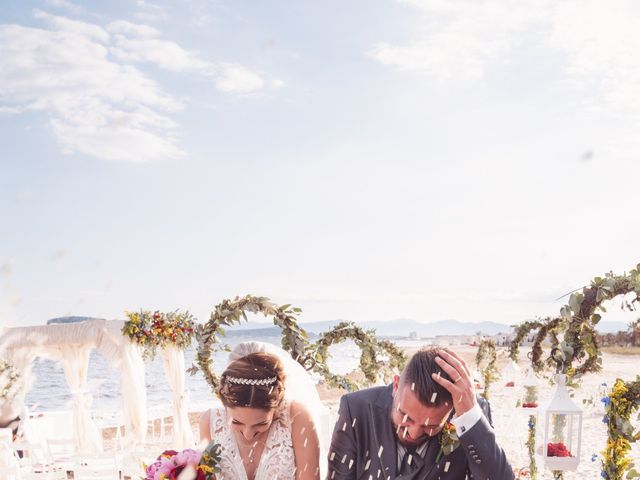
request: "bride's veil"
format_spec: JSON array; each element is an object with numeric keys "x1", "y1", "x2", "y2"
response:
[{"x1": 228, "y1": 341, "x2": 329, "y2": 472}]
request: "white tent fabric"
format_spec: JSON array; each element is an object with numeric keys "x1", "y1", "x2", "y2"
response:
[
  {"x1": 60, "y1": 346, "x2": 103, "y2": 453},
  {"x1": 160, "y1": 346, "x2": 194, "y2": 449},
  {"x1": 0, "y1": 319, "x2": 149, "y2": 451}
]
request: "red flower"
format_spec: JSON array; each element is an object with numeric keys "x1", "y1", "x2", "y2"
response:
[
  {"x1": 505, "y1": 381, "x2": 515, "y2": 387},
  {"x1": 522, "y1": 402, "x2": 538, "y2": 408},
  {"x1": 547, "y1": 442, "x2": 572, "y2": 457}
]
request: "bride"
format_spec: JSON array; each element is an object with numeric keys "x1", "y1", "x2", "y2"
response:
[{"x1": 199, "y1": 342, "x2": 324, "y2": 480}]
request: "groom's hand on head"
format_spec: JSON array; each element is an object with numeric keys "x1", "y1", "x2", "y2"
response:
[{"x1": 430, "y1": 348, "x2": 477, "y2": 417}]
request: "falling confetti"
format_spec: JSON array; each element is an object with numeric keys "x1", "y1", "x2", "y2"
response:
[
  {"x1": 342, "y1": 421, "x2": 347, "y2": 431},
  {"x1": 330, "y1": 452, "x2": 336, "y2": 461},
  {"x1": 300, "y1": 427, "x2": 306, "y2": 435},
  {"x1": 342, "y1": 454, "x2": 347, "y2": 464},
  {"x1": 424, "y1": 417, "x2": 430, "y2": 426},
  {"x1": 431, "y1": 392, "x2": 438, "y2": 403},
  {"x1": 411, "y1": 382, "x2": 415, "y2": 391},
  {"x1": 407, "y1": 454, "x2": 413, "y2": 465},
  {"x1": 303, "y1": 437, "x2": 308, "y2": 447},
  {"x1": 352, "y1": 418, "x2": 357, "y2": 427},
  {"x1": 348, "y1": 459, "x2": 354, "y2": 469},
  {"x1": 444, "y1": 461, "x2": 450, "y2": 473},
  {"x1": 331, "y1": 471, "x2": 336, "y2": 479},
  {"x1": 377, "y1": 446, "x2": 384, "y2": 457},
  {"x1": 364, "y1": 459, "x2": 371, "y2": 470}
]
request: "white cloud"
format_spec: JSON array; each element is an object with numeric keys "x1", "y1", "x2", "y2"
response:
[
  {"x1": 371, "y1": 0, "x2": 640, "y2": 122},
  {"x1": 0, "y1": 11, "x2": 275, "y2": 161},
  {"x1": 133, "y1": 0, "x2": 168, "y2": 23},
  {"x1": 43, "y1": 0, "x2": 84, "y2": 15},
  {"x1": 0, "y1": 18, "x2": 183, "y2": 162},
  {"x1": 216, "y1": 64, "x2": 266, "y2": 93},
  {"x1": 549, "y1": 1, "x2": 640, "y2": 118},
  {"x1": 370, "y1": 0, "x2": 550, "y2": 82}
]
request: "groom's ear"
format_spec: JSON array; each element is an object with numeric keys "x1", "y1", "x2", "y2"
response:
[{"x1": 392, "y1": 374, "x2": 401, "y2": 395}]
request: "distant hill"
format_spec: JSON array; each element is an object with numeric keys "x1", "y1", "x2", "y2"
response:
[
  {"x1": 43, "y1": 316, "x2": 631, "y2": 337},
  {"x1": 47, "y1": 316, "x2": 102, "y2": 325},
  {"x1": 226, "y1": 318, "x2": 513, "y2": 338}
]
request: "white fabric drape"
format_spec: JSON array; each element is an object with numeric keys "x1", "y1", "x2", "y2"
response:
[
  {"x1": 60, "y1": 346, "x2": 103, "y2": 453},
  {"x1": 119, "y1": 341, "x2": 147, "y2": 448},
  {"x1": 160, "y1": 346, "x2": 193, "y2": 449}
]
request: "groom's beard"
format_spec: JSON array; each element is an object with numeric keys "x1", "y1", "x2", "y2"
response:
[{"x1": 390, "y1": 414, "x2": 431, "y2": 447}]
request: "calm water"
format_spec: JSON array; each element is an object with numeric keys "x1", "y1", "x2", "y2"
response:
[{"x1": 25, "y1": 336, "x2": 424, "y2": 412}]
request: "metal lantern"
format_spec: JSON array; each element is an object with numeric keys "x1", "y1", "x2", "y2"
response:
[
  {"x1": 502, "y1": 358, "x2": 520, "y2": 387},
  {"x1": 521, "y1": 368, "x2": 539, "y2": 410},
  {"x1": 542, "y1": 374, "x2": 582, "y2": 471}
]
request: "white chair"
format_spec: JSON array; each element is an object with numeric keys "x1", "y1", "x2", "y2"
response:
[{"x1": 74, "y1": 452, "x2": 121, "y2": 480}]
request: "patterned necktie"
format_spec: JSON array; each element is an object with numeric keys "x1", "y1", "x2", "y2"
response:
[{"x1": 399, "y1": 445, "x2": 418, "y2": 476}]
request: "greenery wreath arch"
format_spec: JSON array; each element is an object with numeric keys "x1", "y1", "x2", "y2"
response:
[
  {"x1": 509, "y1": 263, "x2": 640, "y2": 479},
  {"x1": 475, "y1": 338, "x2": 499, "y2": 400},
  {"x1": 190, "y1": 295, "x2": 313, "y2": 392},
  {"x1": 310, "y1": 321, "x2": 406, "y2": 391},
  {"x1": 601, "y1": 376, "x2": 640, "y2": 480}
]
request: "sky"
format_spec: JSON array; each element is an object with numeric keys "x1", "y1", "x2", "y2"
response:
[{"x1": 1, "y1": 0, "x2": 639, "y2": 328}]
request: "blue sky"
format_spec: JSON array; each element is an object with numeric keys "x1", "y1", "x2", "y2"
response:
[{"x1": 1, "y1": 0, "x2": 640, "y2": 328}]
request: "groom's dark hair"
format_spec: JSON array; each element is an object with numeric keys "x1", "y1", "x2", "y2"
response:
[{"x1": 400, "y1": 347, "x2": 453, "y2": 407}]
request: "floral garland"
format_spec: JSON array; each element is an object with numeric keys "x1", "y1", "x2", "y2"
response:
[
  {"x1": 600, "y1": 377, "x2": 640, "y2": 480},
  {"x1": 190, "y1": 295, "x2": 312, "y2": 392},
  {"x1": 513, "y1": 264, "x2": 640, "y2": 383},
  {"x1": 0, "y1": 360, "x2": 20, "y2": 401},
  {"x1": 475, "y1": 338, "x2": 499, "y2": 400},
  {"x1": 509, "y1": 319, "x2": 545, "y2": 362},
  {"x1": 310, "y1": 321, "x2": 406, "y2": 391},
  {"x1": 526, "y1": 414, "x2": 538, "y2": 480},
  {"x1": 122, "y1": 310, "x2": 196, "y2": 360}
]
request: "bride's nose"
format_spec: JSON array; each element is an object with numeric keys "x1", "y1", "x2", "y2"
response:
[{"x1": 242, "y1": 428, "x2": 256, "y2": 440}]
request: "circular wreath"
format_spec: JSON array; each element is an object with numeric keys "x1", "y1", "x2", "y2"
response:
[
  {"x1": 0, "y1": 359, "x2": 21, "y2": 402},
  {"x1": 511, "y1": 264, "x2": 640, "y2": 383},
  {"x1": 310, "y1": 321, "x2": 406, "y2": 391},
  {"x1": 191, "y1": 295, "x2": 312, "y2": 392},
  {"x1": 600, "y1": 376, "x2": 640, "y2": 480},
  {"x1": 475, "y1": 338, "x2": 499, "y2": 400},
  {"x1": 122, "y1": 309, "x2": 196, "y2": 360}
]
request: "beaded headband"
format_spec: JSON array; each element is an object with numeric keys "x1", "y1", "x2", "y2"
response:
[{"x1": 225, "y1": 375, "x2": 277, "y2": 386}]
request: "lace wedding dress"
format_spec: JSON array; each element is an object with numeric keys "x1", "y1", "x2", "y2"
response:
[{"x1": 209, "y1": 399, "x2": 296, "y2": 480}]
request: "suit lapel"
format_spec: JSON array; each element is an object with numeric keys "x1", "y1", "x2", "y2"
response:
[{"x1": 370, "y1": 386, "x2": 397, "y2": 480}]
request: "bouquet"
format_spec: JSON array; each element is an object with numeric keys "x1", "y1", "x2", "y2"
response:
[{"x1": 143, "y1": 443, "x2": 221, "y2": 480}]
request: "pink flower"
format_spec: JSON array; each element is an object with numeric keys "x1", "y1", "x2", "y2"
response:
[{"x1": 175, "y1": 449, "x2": 202, "y2": 467}]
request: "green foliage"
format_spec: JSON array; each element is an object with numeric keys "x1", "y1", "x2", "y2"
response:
[
  {"x1": 0, "y1": 359, "x2": 20, "y2": 402},
  {"x1": 189, "y1": 295, "x2": 312, "y2": 392},
  {"x1": 601, "y1": 377, "x2": 640, "y2": 480},
  {"x1": 310, "y1": 321, "x2": 406, "y2": 391},
  {"x1": 475, "y1": 338, "x2": 499, "y2": 400}
]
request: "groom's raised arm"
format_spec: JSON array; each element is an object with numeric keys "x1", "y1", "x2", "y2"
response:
[{"x1": 327, "y1": 395, "x2": 358, "y2": 480}]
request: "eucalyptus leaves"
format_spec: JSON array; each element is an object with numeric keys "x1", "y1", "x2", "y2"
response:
[
  {"x1": 475, "y1": 338, "x2": 499, "y2": 400},
  {"x1": 190, "y1": 295, "x2": 406, "y2": 393},
  {"x1": 0, "y1": 359, "x2": 20, "y2": 402},
  {"x1": 311, "y1": 321, "x2": 406, "y2": 391}
]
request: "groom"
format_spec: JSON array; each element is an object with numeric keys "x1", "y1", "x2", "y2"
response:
[{"x1": 327, "y1": 347, "x2": 514, "y2": 480}]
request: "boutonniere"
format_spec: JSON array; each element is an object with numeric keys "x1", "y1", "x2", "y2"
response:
[{"x1": 435, "y1": 422, "x2": 460, "y2": 463}]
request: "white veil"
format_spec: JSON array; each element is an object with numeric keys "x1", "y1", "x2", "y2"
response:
[{"x1": 228, "y1": 341, "x2": 329, "y2": 473}]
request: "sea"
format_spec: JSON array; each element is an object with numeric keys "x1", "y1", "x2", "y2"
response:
[{"x1": 25, "y1": 333, "x2": 425, "y2": 412}]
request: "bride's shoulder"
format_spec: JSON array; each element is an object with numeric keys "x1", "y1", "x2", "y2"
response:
[{"x1": 287, "y1": 400, "x2": 315, "y2": 426}]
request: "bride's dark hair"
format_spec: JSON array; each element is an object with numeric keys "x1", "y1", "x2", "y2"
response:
[{"x1": 217, "y1": 352, "x2": 286, "y2": 410}]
